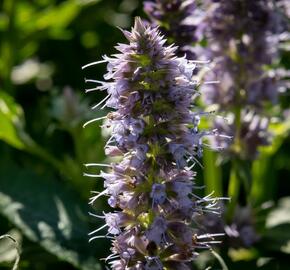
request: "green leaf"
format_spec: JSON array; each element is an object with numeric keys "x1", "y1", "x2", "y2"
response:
[
  {"x1": 0, "y1": 230, "x2": 22, "y2": 267},
  {"x1": 250, "y1": 120, "x2": 290, "y2": 205},
  {"x1": 0, "y1": 163, "x2": 101, "y2": 270},
  {"x1": 261, "y1": 197, "x2": 290, "y2": 254},
  {"x1": 0, "y1": 92, "x2": 26, "y2": 150},
  {"x1": 228, "y1": 248, "x2": 258, "y2": 262},
  {"x1": 260, "y1": 120, "x2": 290, "y2": 156},
  {"x1": 16, "y1": 1, "x2": 81, "y2": 40},
  {"x1": 250, "y1": 155, "x2": 275, "y2": 206},
  {"x1": 266, "y1": 197, "x2": 290, "y2": 228},
  {"x1": 262, "y1": 224, "x2": 290, "y2": 254}
]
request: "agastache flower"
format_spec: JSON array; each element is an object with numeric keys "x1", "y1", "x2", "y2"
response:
[
  {"x1": 211, "y1": 111, "x2": 271, "y2": 160},
  {"x1": 197, "y1": 0, "x2": 288, "y2": 159},
  {"x1": 199, "y1": 204, "x2": 260, "y2": 249},
  {"x1": 83, "y1": 18, "x2": 225, "y2": 269},
  {"x1": 144, "y1": 0, "x2": 197, "y2": 59},
  {"x1": 200, "y1": 0, "x2": 286, "y2": 107}
]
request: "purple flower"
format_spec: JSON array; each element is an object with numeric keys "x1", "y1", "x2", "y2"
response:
[
  {"x1": 198, "y1": 0, "x2": 287, "y2": 104},
  {"x1": 83, "y1": 17, "x2": 224, "y2": 269},
  {"x1": 146, "y1": 216, "x2": 168, "y2": 245},
  {"x1": 211, "y1": 111, "x2": 270, "y2": 159},
  {"x1": 144, "y1": 0, "x2": 198, "y2": 59},
  {"x1": 150, "y1": 183, "x2": 167, "y2": 206},
  {"x1": 197, "y1": 0, "x2": 287, "y2": 159},
  {"x1": 199, "y1": 204, "x2": 260, "y2": 248}
]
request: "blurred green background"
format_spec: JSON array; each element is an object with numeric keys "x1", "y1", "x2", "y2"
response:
[
  {"x1": 0, "y1": 0, "x2": 289, "y2": 270},
  {"x1": 0, "y1": 1, "x2": 141, "y2": 269}
]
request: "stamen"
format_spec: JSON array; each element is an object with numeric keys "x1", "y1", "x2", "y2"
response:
[
  {"x1": 186, "y1": 153, "x2": 204, "y2": 169},
  {"x1": 105, "y1": 135, "x2": 114, "y2": 146},
  {"x1": 202, "y1": 209, "x2": 221, "y2": 215},
  {"x1": 83, "y1": 173, "x2": 103, "y2": 178},
  {"x1": 189, "y1": 60, "x2": 210, "y2": 64},
  {"x1": 89, "y1": 190, "x2": 108, "y2": 204},
  {"x1": 101, "y1": 254, "x2": 120, "y2": 262},
  {"x1": 85, "y1": 79, "x2": 106, "y2": 84},
  {"x1": 84, "y1": 163, "x2": 112, "y2": 167},
  {"x1": 89, "y1": 212, "x2": 106, "y2": 219},
  {"x1": 197, "y1": 233, "x2": 225, "y2": 239},
  {"x1": 198, "y1": 241, "x2": 222, "y2": 245},
  {"x1": 85, "y1": 87, "x2": 100, "y2": 92},
  {"x1": 89, "y1": 235, "x2": 114, "y2": 242},
  {"x1": 203, "y1": 80, "x2": 220, "y2": 85},
  {"x1": 82, "y1": 59, "x2": 108, "y2": 69},
  {"x1": 83, "y1": 116, "x2": 107, "y2": 128},
  {"x1": 88, "y1": 224, "x2": 108, "y2": 235}
]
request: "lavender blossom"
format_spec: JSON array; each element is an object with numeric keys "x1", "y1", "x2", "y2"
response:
[
  {"x1": 144, "y1": 0, "x2": 197, "y2": 59},
  {"x1": 200, "y1": 0, "x2": 286, "y2": 107},
  {"x1": 197, "y1": 0, "x2": 288, "y2": 159},
  {"x1": 83, "y1": 18, "x2": 224, "y2": 269},
  {"x1": 198, "y1": 204, "x2": 260, "y2": 249},
  {"x1": 211, "y1": 111, "x2": 271, "y2": 159}
]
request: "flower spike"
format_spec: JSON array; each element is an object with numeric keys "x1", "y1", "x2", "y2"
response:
[{"x1": 85, "y1": 17, "x2": 224, "y2": 269}]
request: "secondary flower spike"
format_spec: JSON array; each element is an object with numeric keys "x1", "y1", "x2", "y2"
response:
[
  {"x1": 83, "y1": 17, "x2": 224, "y2": 270},
  {"x1": 198, "y1": 0, "x2": 287, "y2": 159},
  {"x1": 144, "y1": 0, "x2": 197, "y2": 59},
  {"x1": 200, "y1": 0, "x2": 286, "y2": 107}
]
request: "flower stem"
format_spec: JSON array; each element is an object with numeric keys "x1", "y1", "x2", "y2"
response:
[
  {"x1": 227, "y1": 105, "x2": 242, "y2": 221},
  {"x1": 203, "y1": 147, "x2": 222, "y2": 197},
  {"x1": 227, "y1": 159, "x2": 240, "y2": 222}
]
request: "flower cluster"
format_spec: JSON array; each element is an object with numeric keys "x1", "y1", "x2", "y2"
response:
[
  {"x1": 83, "y1": 18, "x2": 224, "y2": 269},
  {"x1": 198, "y1": 204, "x2": 259, "y2": 248},
  {"x1": 211, "y1": 111, "x2": 270, "y2": 160},
  {"x1": 200, "y1": 0, "x2": 286, "y2": 107},
  {"x1": 144, "y1": 0, "x2": 197, "y2": 59},
  {"x1": 197, "y1": 0, "x2": 287, "y2": 159}
]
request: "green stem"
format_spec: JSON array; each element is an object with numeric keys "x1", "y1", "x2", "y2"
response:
[
  {"x1": 250, "y1": 155, "x2": 275, "y2": 206},
  {"x1": 232, "y1": 106, "x2": 242, "y2": 154},
  {"x1": 227, "y1": 160, "x2": 240, "y2": 222},
  {"x1": 211, "y1": 248, "x2": 229, "y2": 270},
  {"x1": 203, "y1": 147, "x2": 222, "y2": 197},
  {"x1": 227, "y1": 106, "x2": 242, "y2": 221}
]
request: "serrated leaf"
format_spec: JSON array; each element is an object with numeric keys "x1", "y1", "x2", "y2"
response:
[{"x1": 0, "y1": 164, "x2": 101, "y2": 270}]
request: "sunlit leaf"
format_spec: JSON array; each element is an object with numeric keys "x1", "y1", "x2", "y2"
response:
[
  {"x1": 260, "y1": 120, "x2": 290, "y2": 155},
  {"x1": 261, "y1": 197, "x2": 290, "y2": 255},
  {"x1": 0, "y1": 92, "x2": 25, "y2": 150},
  {"x1": 228, "y1": 248, "x2": 258, "y2": 262},
  {"x1": 0, "y1": 229, "x2": 22, "y2": 265},
  {"x1": 251, "y1": 120, "x2": 290, "y2": 205},
  {"x1": 17, "y1": 1, "x2": 80, "y2": 39},
  {"x1": 266, "y1": 197, "x2": 290, "y2": 228}
]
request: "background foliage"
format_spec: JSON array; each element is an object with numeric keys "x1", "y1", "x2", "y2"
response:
[{"x1": 0, "y1": 0, "x2": 289, "y2": 269}]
